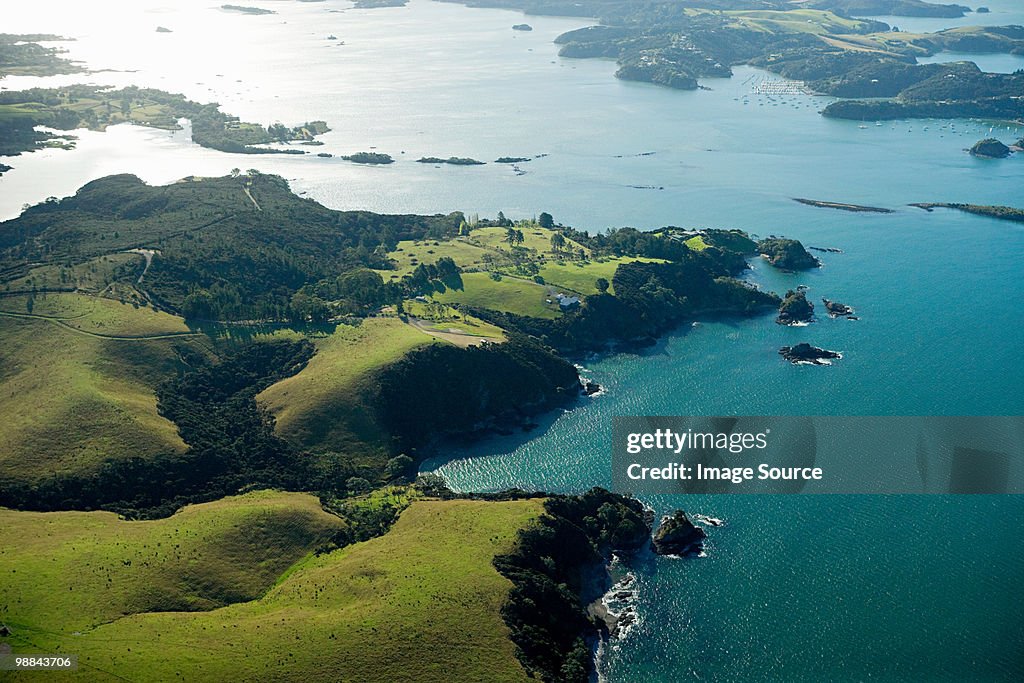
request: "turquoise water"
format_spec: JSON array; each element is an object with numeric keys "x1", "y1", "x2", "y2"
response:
[{"x1": 3, "y1": 1, "x2": 1024, "y2": 680}]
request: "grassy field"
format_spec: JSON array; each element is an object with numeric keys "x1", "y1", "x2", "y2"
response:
[
  {"x1": 0, "y1": 292, "x2": 193, "y2": 337},
  {"x1": 2, "y1": 252, "x2": 143, "y2": 294},
  {"x1": 537, "y1": 256, "x2": 663, "y2": 295},
  {"x1": 0, "y1": 497, "x2": 543, "y2": 683},
  {"x1": 404, "y1": 300, "x2": 506, "y2": 339},
  {"x1": 431, "y1": 271, "x2": 560, "y2": 319},
  {"x1": 0, "y1": 491, "x2": 346, "y2": 634},
  {"x1": 257, "y1": 317, "x2": 432, "y2": 459},
  {"x1": 721, "y1": 9, "x2": 871, "y2": 36},
  {"x1": 0, "y1": 294, "x2": 214, "y2": 483},
  {"x1": 375, "y1": 238, "x2": 492, "y2": 280},
  {"x1": 685, "y1": 235, "x2": 709, "y2": 251},
  {"x1": 469, "y1": 225, "x2": 590, "y2": 257},
  {"x1": 375, "y1": 224, "x2": 590, "y2": 281}
]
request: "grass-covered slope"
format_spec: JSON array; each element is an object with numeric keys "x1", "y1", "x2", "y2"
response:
[
  {"x1": 0, "y1": 498, "x2": 543, "y2": 683},
  {"x1": 0, "y1": 491, "x2": 346, "y2": 635},
  {"x1": 432, "y1": 271, "x2": 560, "y2": 319},
  {"x1": 0, "y1": 293, "x2": 210, "y2": 484},
  {"x1": 537, "y1": 256, "x2": 662, "y2": 295},
  {"x1": 257, "y1": 318, "x2": 433, "y2": 460}
]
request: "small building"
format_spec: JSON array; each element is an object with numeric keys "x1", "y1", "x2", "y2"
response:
[{"x1": 555, "y1": 293, "x2": 580, "y2": 311}]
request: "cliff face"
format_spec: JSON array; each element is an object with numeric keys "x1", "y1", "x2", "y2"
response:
[{"x1": 369, "y1": 335, "x2": 582, "y2": 450}]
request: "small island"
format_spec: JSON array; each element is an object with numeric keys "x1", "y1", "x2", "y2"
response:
[
  {"x1": 155, "y1": 26, "x2": 173, "y2": 33},
  {"x1": 353, "y1": 0, "x2": 409, "y2": 7},
  {"x1": 776, "y1": 289, "x2": 814, "y2": 326},
  {"x1": 512, "y1": 24, "x2": 533, "y2": 32},
  {"x1": 969, "y1": 138, "x2": 1012, "y2": 159},
  {"x1": 822, "y1": 299, "x2": 855, "y2": 319},
  {"x1": 757, "y1": 238, "x2": 821, "y2": 271},
  {"x1": 221, "y1": 4, "x2": 275, "y2": 15},
  {"x1": 416, "y1": 156, "x2": 485, "y2": 165},
  {"x1": 793, "y1": 198, "x2": 893, "y2": 214},
  {"x1": 343, "y1": 152, "x2": 395, "y2": 164},
  {"x1": 652, "y1": 511, "x2": 706, "y2": 556},
  {"x1": 780, "y1": 343, "x2": 842, "y2": 366},
  {"x1": 495, "y1": 156, "x2": 531, "y2": 164}
]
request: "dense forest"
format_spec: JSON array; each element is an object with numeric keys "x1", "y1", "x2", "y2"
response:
[{"x1": 0, "y1": 339, "x2": 318, "y2": 516}]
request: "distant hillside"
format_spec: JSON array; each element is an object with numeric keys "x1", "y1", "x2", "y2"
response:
[{"x1": 0, "y1": 173, "x2": 462, "y2": 321}]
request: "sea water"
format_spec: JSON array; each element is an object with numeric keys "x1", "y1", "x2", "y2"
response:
[{"x1": 2, "y1": 1, "x2": 1023, "y2": 681}]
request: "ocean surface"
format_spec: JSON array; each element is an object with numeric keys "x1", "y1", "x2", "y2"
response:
[{"x1": 3, "y1": 1, "x2": 1024, "y2": 681}]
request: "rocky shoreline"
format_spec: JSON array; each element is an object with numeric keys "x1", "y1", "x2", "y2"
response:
[{"x1": 589, "y1": 508, "x2": 726, "y2": 650}]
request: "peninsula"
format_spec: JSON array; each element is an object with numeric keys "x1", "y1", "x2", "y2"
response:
[
  {"x1": 0, "y1": 33, "x2": 84, "y2": 77},
  {"x1": 0, "y1": 83, "x2": 329, "y2": 170},
  {"x1": 910, "y1": 203, "x2": 1024, "y2": 223}
]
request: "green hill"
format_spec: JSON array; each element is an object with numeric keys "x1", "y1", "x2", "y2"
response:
[
  {"x1": 0, "y1": 173, "x2": 462, "y2": 321},
  {"x1": 0, "y1": 490, "x2": 347, "y2": 635},
  {"x1": 0, "y1": 293, "x2": 211, "y2": 486},
  {"x1": 0, "y1": 497, "x2": 543, "y2": 683},
  {"x1": 257, "y1": 317, "x2": 433, "y2": 461}
]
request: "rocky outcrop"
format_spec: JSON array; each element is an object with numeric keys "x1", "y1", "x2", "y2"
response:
[
  {"x1": 970, "y1": 138, "x2": 1011, "y2": 158},
  {"x1": 822, "y1": 298, "x2": 854, "y2": 318},
  {"x1": 757, "y1": 238, "x2": 821, "y2": 271},
  {"x1": 651, "y1": 511, "x2": 706, "y2": 556},
  {"x1": 777, "y1": 289, "x2": 814, "y2": 325},
  {"x1": 779, "y1": 343, "x2": 842, "y2": 365}
]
